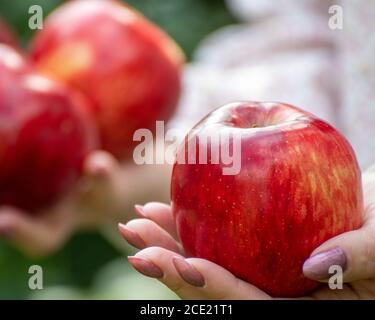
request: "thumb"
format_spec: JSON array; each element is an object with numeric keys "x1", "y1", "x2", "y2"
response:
[
  {"x1": 83, "y1": 150, "x2": 119, "y2": 180},
  {"x1": 302, "y1": 221, "x2": 375, "y2": 282}
]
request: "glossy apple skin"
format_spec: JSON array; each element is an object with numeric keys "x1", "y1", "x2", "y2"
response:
[
  {"x1": 0, "y1": 45, "x2": 98, "y2": 213},
  {"x1": 171, "y1": 102, "x2": 364, "y2": 297},
  {"x1": 0, "y1": 17, "x2": 17, "y2": 46},
  {"x1": 30, "y1": 0, "x2": 184, "y2": 159}
]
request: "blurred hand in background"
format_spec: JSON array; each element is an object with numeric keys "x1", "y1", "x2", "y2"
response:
[
  {"x1": 0, "y1": 143, "x2": 173, "y2": 258},
  {"x1": 0, "y1": 150, "x2": 119, "y2": 257}
]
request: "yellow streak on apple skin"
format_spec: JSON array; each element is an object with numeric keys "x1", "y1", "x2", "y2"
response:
[
  {"x1": 308, "y1": 171, "x2": 317, "y2": 195},
  {"x1": 38, "y1": 42, "x2": 93, "y2": 82},
  {"x1": 311, "y1": 151, "x2": 318, "y2": 164}
]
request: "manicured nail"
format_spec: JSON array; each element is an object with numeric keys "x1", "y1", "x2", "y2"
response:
[
  {"x1": 173, "y1": 257, "x2": 205, "y2": 287},
  {"x1": 118, "y1": 223, "x2": 146, "y2": 249},
  {"x1": 303, "y1": 247, "x2": 347, "y2": 280},
  {"x1": 128, "y1": 256, "x2": 164, "y2": 279},
  {"x1": 134, "y1": 204, "x2": 146, "y2": 218}
]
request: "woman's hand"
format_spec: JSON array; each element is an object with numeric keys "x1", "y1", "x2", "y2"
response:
[
  {"x1": 0, "y1": 150, "x2": 119, "y2": 258},
  {"x1": 119, "y1": 168, "x2": 375, "y2": 299}
]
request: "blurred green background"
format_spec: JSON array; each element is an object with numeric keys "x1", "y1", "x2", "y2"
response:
[
  {"x1": 0, "y1": 0, "x2": 236, "y2": 59},
  {"x1": 0, "y1": 0, "x2": 236, "y2": 299}
]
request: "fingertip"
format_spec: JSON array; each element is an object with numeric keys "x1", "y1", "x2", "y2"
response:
[
  {"x1": 134, "y1": 204, "x2": 146, "y2": 218},
  {"x1": 172, "y1": 257, "x2": 206, "y2": 288},
  {"x1": 143, "y1": 202, "x2": 171, "y2": 214},
  {"x1": 128, "y1": 255, "x2": 164, "y2": 279},
  {"x1": 84, "y1": 150, "x2": 118, "y2": 178},
  {"x1": 302, "y1": 247, "x2": 347, "y2": 281},
  {"x1": 118, "y1": 222, "x2": 146, "y2": 249}
]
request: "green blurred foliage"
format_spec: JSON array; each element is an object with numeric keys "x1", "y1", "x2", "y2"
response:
[
  {"x1": 0, "y1": 0, "x2": 236, "y2": 59},
  {"x1": 0, "y1": 0, "x2": 236, "y2": 299}
]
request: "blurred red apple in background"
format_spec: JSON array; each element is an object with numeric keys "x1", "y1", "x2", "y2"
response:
[
  {"x1": 171, "y1": 102, "x2": 364, "y2": 297},
  {"x1": 0, "y1": 17, "x2": 17, "y2": 46},
  {"x1": 30, "y1": 0, "x2": 184, "y2": 159},
  {"x1": 0, "y1": 45, "x2": 98, "y2": 213}
]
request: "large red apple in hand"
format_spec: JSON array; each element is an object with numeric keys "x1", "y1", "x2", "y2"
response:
[
  {"x1": 0, "y1": 45, "x2": 97, "y2": 213},
  {"x1": 30, "y1": 0, "x2": 184, "y2": 159},
  {"x1": 171, "y1": 101, "x2": 364, "y2": 297}
]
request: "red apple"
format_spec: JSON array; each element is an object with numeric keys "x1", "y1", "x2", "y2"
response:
[
  {"x1": 0, "y1": 45, "x2": 98, "y2": 213},
  {"x1": 171, "y1": 101, "x2": 364, "y2": 297},
  {"x1": 0, "y1": 17, "x2": 17, "y2": 47},
  {"x1": 30, "y1": 0, "x2": 184, "y2": 159}
]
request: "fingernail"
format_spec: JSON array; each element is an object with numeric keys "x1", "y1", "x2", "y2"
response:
[
  {"x1": 128, "y1": 256, "x2": 164, "y2": 279},
  {"x1": 303, "y1": 247, "x2": 347, "y2": 280},
  {"x1": 173, "y1": 257, "x2": 205, "y2": 287},
  {"x1": 118, "y1": 223, "x2": 146, "y2": 249},
  {"x1": 134, "y1": 204, "x2": 146, "y2": 218}
]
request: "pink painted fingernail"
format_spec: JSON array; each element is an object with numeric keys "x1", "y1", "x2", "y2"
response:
[
  {"x1": 128, "y1": 256, "x2": 164, "y2": 279},
  {"x1": 134, "y1": 204, "x2": 146, "y2": 218},
  {"x1": 173, "y1": 257, "x2": 205, "y2": 287},
  {"x1": 118, "y1": 223, "x2": 146, "y2": 249},
  {"x1": 303, "y1": 247, "x2": 347, "y2": 280}
]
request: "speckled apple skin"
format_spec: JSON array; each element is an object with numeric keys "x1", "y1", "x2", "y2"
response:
[{"x1": 171, "y1": 102, "x2": 363, "y2": 297}]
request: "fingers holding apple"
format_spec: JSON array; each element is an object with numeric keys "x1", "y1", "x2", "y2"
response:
[
  {"x1": 128, "y1": 246, "x2": 270, "y2": 300},
  {"x1": 120, "y1": 203, "x2": 269, "y2": 299},
  {"x1": 134, "y1": 202, "x2": 180, "y2": 240},
  {"x1": 118, "y1": 218, "x2": 182, "y2": 254}
]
